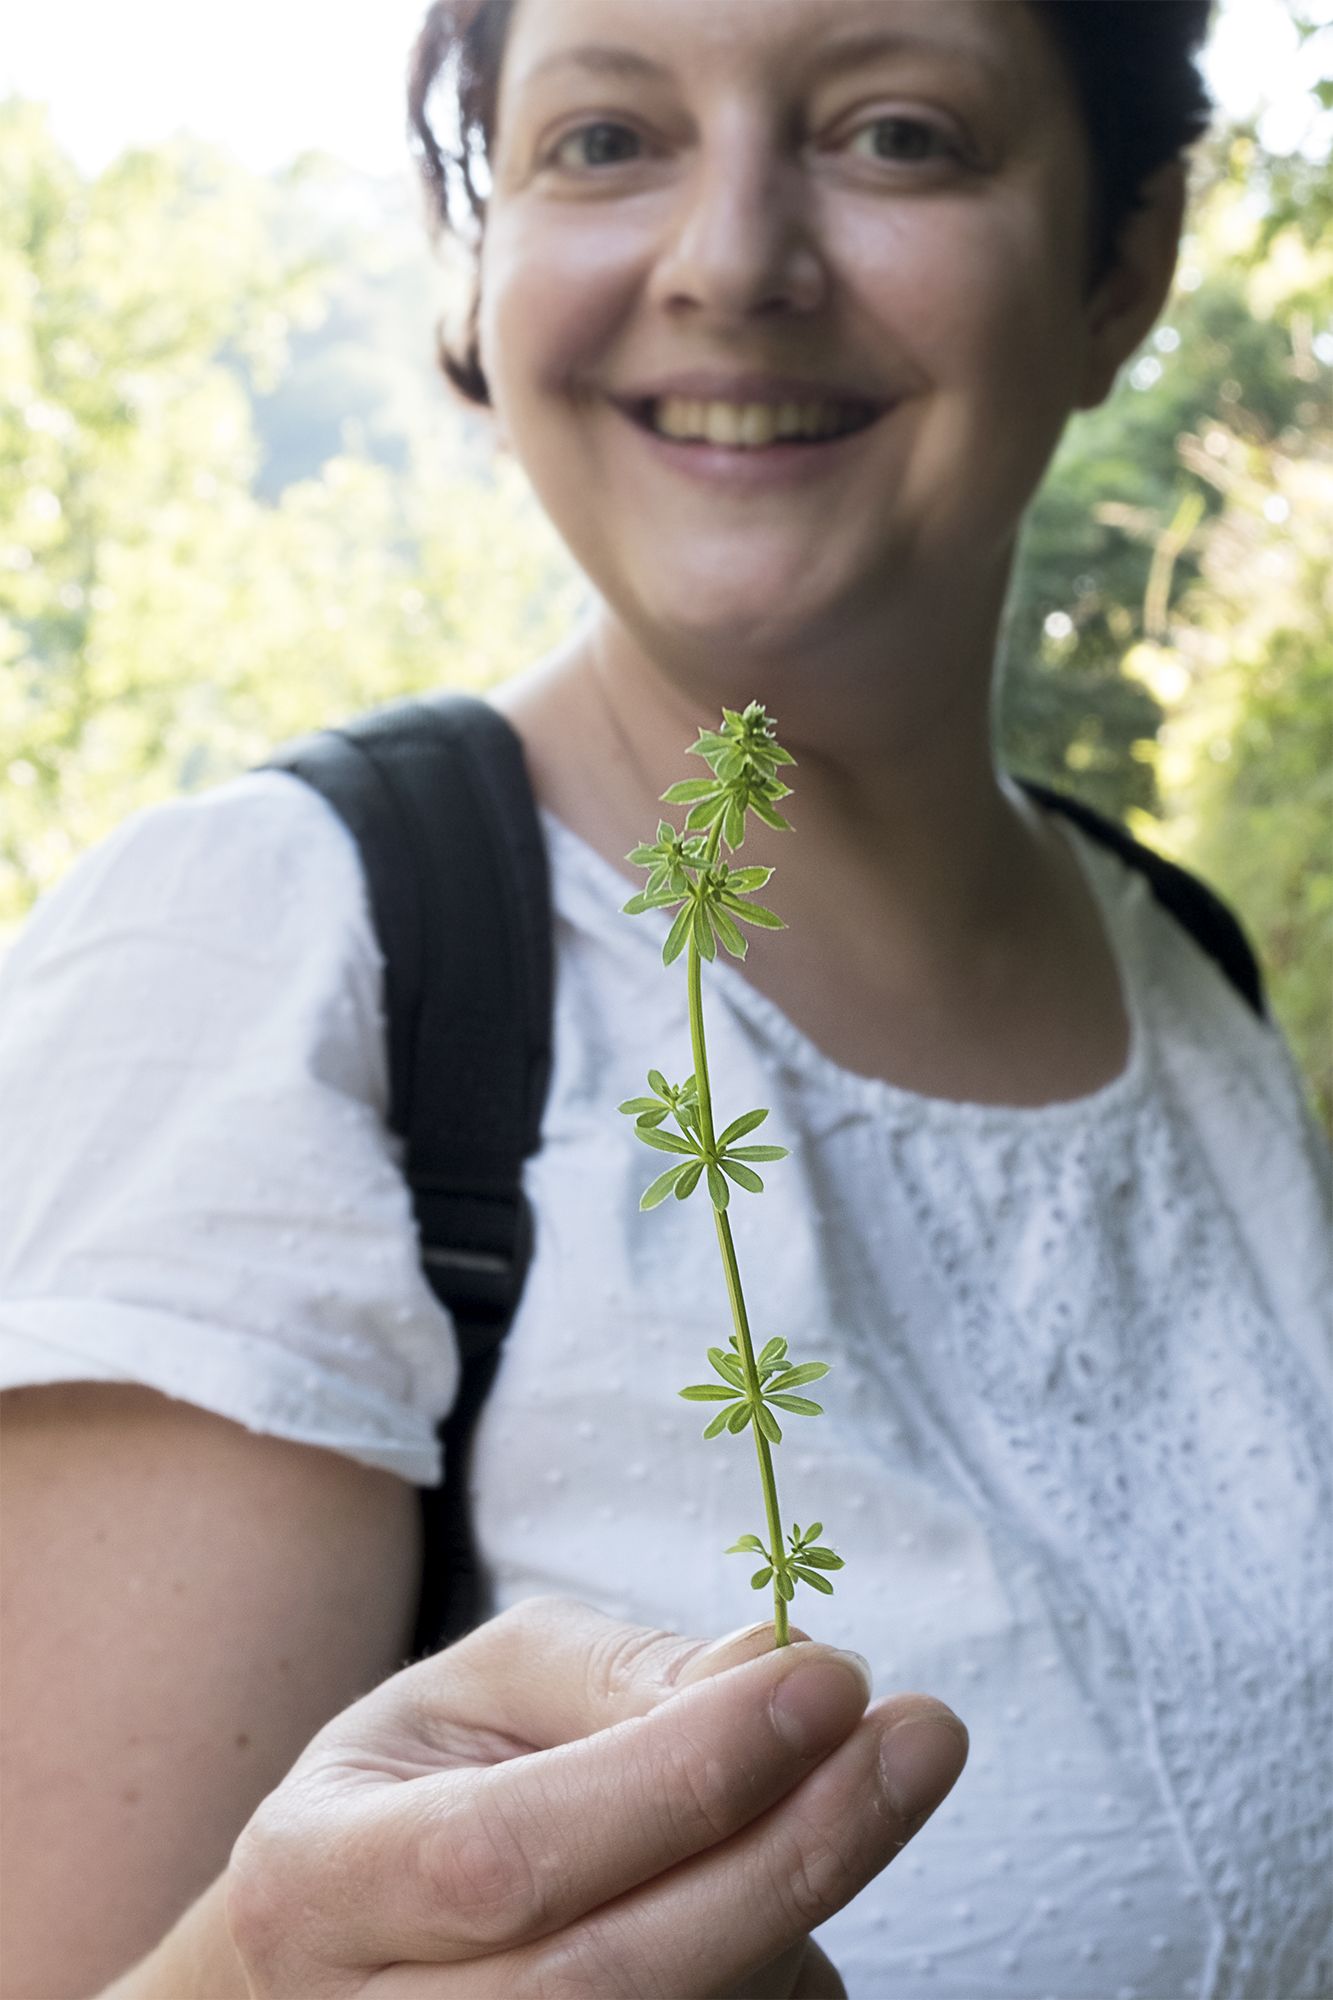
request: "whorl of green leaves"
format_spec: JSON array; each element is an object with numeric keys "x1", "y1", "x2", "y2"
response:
[{"x1": 617, "y1": 702, "x2": 845, "y2": 1632}]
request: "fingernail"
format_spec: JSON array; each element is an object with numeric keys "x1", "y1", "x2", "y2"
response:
[
  {"x1": 709, "y1": 1620, "x2": 777, "y2": 1654},
  {"x1": 769, "y1": 1652, "x2": 873, "y2": 1756},
  {"x1": 672, "y1": 1621, "x2": 818, "y2": 1693},
  {"x1": 879, "y1": 1712, "x2": 969, "y2": 1829}
]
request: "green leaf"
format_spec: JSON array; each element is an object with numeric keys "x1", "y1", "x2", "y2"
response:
[
  {"x1": 711, "y1": 906, "x2": 748, "y2": 959},
  {"x1": 647, "y1": 1070, "x2": 670, "y2": 1096},
  {"x1": 637, "y1": 1127, "x2": 697, "y2": 1158},
  {"x1": 768, "y1": 1394, "x2": 823, "y2": 1416},
  {"x1": 627, "y1": 844, "x2": 660, "y2": 866},
  {"x1": 674, "y1": 1160, "x2": 705, "y2": 1200},
  {"x1": 661, "y1": 779, "x2": 718, "y2": 802},
  {"x1": 759, "y1": 1340, "x2": 789, "y2": 1372},
  {"x1": 707, "y1": 1163, "x2": 730, "y2": 1211},
  {"x1": 679, "y1": 1383, "x2": 743, "y2": 1401},
  {"x1": 619, "y1": 1096, "x2": 661, "y2": 1116},
  {"x1": 727, "y1": 867, "x2": 773, "y2": 892},
  {"x1": 749, "y1": 800, "x2": 794, "y2": 833},
  {"x1": 708, "y1": 1346, "x2": 747, "y2": 1388},
  {"x1": 663, "y1": 904, "x2": 694, "y2": 966},
  {"x1": 686, "y1": 797, "x2": 721, "y2": 833},
  {"x1": 721, "y1": 1160, "x2": 765, "y2": 1195},
  {"x1": 728, "y1": 1145, "x2": 788, "y2": 1163},
  {"x1": 792, "y1": 1568, "x2": 834, "y2": 1595},
  {"x1": 802, "y1": 1548, "x2": 844, "y2": 1570},
  {"x1": 777, "y1": 1571, "x2": 796, "y2": 1602},
  {"x1": 702, "y1": 1408, "x2": 734, "y2": 1439},
  {"x1": 767, "y1": 1362, "x2": 830, "y2": 1390},
  {"x1": 692, "y1": 902, "x2": 717, "y2": 962},
  {"x1": 755, "y1": 1403, "x2": 783, "y2": 1445},
  {"x1": 717, "y1": 1107, "x2": 770, "y2": 1148},
  {"x1": 726, "y1": 1402, "x2": 753, "y2": 1434},
  {"x1": 727, "y1": 1534, "x2": 766, "y2": 1554},
  {"x1": 635, "y1": 1107, "x2": 670, "y2": 1129},
  {"x1": 640, "y1": 1164, "x2": 689, "y2": 1210},
  {"x1": 750, "y1": 1566, "x2": 774, "y2": 1590},
  {"x1": 801, "y1": 1522, "x2": 823, "y2": 1544},
  {"x1": 622, "y1": 890, "x2": 679, "y2": 916},
  {"x1": 729, "y1": 898, "x2": 786, "y2": 930},
  {"x1": 724, "y1": 797, "x2": 747, "y2": 851}
]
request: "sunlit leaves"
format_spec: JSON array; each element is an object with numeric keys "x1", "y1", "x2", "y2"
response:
[
  {"x1": 725, "y1": 1517, "x2": 845, "y2": 1601},
  {"x1": 678, "y1": 1332, "x2": 832, "y2": 1441},
  {"x1": 625, "y1": 855, "x2": 787, "y2": 967},
  {"x1": 622, "y1": 707, "x2": 848, "y2": 1629},
  {"x1": 623, "y1": 703, "x2": 793, "y2": 965},
  {"x1": 621, "y1": 1071, "x2": 787, "y2": 1211},
  {"x1": 660, "y1": 701, "x2": 799, "y2": 850}
]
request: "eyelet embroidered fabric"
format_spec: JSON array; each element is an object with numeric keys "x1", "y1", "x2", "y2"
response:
[
  {"x1": 469, "y1": 809, "x2": 1333, "y2": 2000},
  {"x1": 0, "y1": 774, "x2": 1328, "y2": 2000}
]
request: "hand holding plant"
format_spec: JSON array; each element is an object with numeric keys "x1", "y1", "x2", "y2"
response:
[{"x1": 620, "y1": 704, "x2": 844, "y2": 1647}]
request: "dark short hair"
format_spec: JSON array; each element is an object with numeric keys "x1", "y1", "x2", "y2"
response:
[{"x1": 407, "y1": 0, "x2": 1217, "y2": 410}]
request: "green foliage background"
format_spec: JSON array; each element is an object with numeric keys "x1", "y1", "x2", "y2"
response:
[{"x1": 2, "y1": 16, "x2": 1330, "y2": 1127}]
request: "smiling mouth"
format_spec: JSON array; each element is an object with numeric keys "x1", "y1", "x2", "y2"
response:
[{"x1": 620, "y1": 397, "x2": 886, "y2": 449}]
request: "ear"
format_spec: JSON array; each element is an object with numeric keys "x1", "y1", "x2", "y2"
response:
[{"x1": 1074, "y1": 159, "x2": 1190, "y2": 412}]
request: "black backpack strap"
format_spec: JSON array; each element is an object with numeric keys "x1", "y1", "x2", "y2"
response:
[
  {"x1": 263, "y1": 693, "x2": 553, "y2": 1657},
  {"x1": 1017, "y1": 778, "x2": 1266, "y2": 1020}
]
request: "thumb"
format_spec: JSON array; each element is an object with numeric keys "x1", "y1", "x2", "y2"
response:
[{"x1": 391, "y1": 1598, "x2": 830, "y2": 1749}]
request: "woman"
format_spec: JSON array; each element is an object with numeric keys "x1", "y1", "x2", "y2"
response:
[{"x1": 2, "y1": 2, "x2": 1329, "y2": 1996}]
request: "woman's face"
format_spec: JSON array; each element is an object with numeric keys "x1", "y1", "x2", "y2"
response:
[{"x1": 477, "y1": 0, "x2": 1165, "y2": 666}]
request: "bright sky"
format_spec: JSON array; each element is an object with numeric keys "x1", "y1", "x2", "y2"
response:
[{"x1": 4, "y1": 0, "x2": 1331, "y2": 181}]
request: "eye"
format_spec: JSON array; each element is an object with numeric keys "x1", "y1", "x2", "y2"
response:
[
  {"x1": 546, "y1": 119, "x2": 646, "y2": 172},
  {"x1": 845, "y1": 114, "x2": 959, "y2": 166}
]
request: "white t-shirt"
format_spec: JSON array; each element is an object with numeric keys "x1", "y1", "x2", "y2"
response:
[{"x1": 1, "y1": 768, "x2": 1330, "y2": 2000}]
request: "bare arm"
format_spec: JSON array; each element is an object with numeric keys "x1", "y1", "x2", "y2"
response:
[{"x1": 0, "y1": 1381, "x2": 423, "y2": 2000}]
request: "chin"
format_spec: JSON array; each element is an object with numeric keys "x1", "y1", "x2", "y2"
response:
[
  {"x1": 647, "y1": 597, "x2": 825, "y2": 662},
  {"x1": 626, "y1": 562, "x2": 830, "y2": 641}
]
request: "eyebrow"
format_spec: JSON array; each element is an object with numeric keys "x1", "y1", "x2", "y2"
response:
[{"x1": 519, "y1": 28, "x2": 1005, "y2": 92}]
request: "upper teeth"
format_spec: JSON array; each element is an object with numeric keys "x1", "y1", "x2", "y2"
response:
[{"x1": 650, "y1": 398, "x2": 865, "y2": 446}]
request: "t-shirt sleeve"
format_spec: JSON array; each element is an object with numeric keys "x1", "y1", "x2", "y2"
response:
[{"x1": 0, "y1": 770, "x2": 459, "y2": 1484}]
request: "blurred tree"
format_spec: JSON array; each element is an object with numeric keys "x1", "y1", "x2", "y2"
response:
[
  {"x1": 999, "y1": 134, "x2": 1328, "y2": 816},
  {"x1": 0, "y1": 103, "x2": 582, "y2": 924},
  {"x1": 1, "y1": 9, "x2": 1329, "y2": 1114},
  {"x1": 998, "y1": 10, "x2": 1331, "y2": 1121}
]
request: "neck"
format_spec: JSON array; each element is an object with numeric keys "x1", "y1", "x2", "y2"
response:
[
  {"x1": 494, "y1": 594, "x2": 1039, "y2": 986},
  {"x1": 490, "y1": 597, "x2": 1133, "y2": 1108}
]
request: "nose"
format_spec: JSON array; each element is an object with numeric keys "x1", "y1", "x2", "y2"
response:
[{"x1": 645, "y1": 113, "x2": 827, "y2": 322}]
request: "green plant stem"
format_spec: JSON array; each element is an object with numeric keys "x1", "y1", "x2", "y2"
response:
[{"x1": 686, "y1": 923, "x2": 791, "y2": 1648}]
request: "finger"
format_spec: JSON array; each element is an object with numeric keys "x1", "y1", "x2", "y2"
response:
[
  {"x1": 338, "y1": 1648, "x2": 872, "y2": 1960},
  {"x1": 505, "y1": 1697, "x2": 968, "y2": 2000},
  {"x1": 304, "y1": 1635, "x2": 876, "y2": 1969},
  {"x1": 399, "y1": 1597, "x2": 801, "y2": 1750}
]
